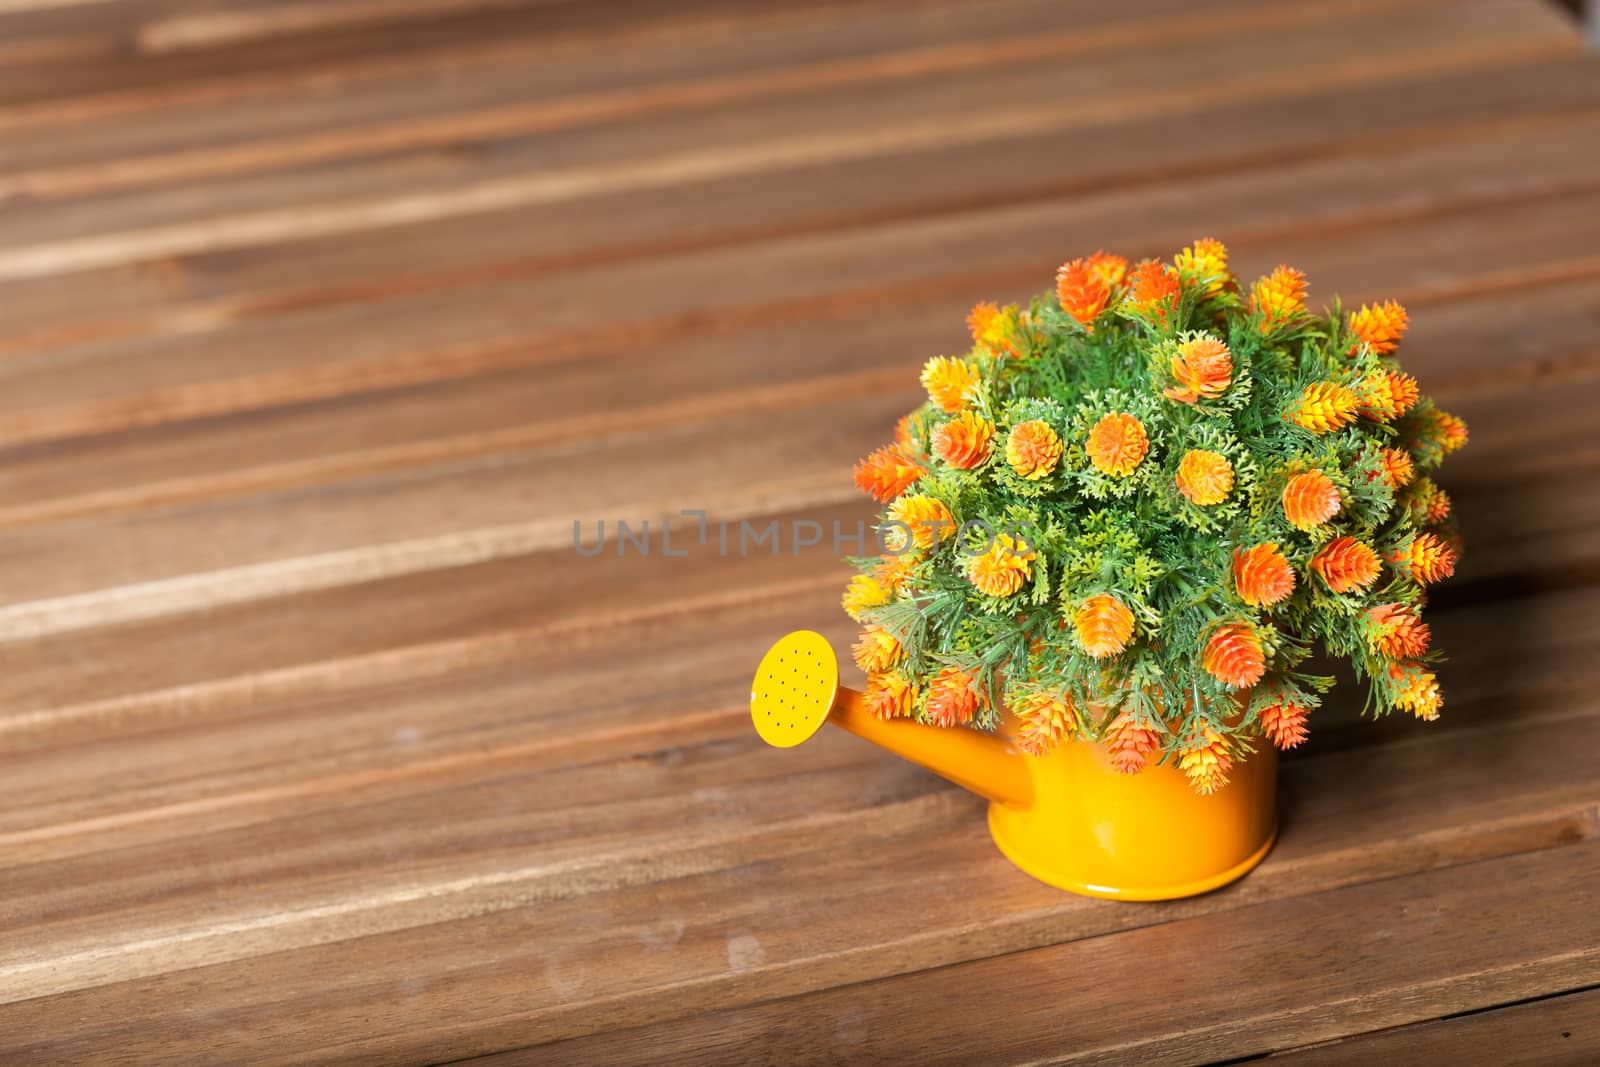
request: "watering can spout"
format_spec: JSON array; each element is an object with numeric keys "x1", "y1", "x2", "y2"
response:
[{"x1": 750, "y1": 630, "x2": 1034, "y2": 809}]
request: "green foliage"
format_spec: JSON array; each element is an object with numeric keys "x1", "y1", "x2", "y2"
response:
[{"x1": 849, "y1": 247, "x2": 1466, "y2": 761}]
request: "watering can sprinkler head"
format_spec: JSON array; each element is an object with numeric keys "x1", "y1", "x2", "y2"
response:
[
  {"x1": 750, "y1": 631, "x2": 1035, "y2": 809},
  {"x1": 750, "y1": 630, "x2": 839, "y2": 749}
]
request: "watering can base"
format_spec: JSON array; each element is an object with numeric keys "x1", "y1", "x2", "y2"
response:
[{"x1": 986, "y1": 805, "x2": 1278, "y2": 901}]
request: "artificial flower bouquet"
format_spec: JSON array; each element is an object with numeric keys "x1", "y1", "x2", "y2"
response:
[{"x1": 843, "y1": 239, "x2": 1466, "y2": 795}]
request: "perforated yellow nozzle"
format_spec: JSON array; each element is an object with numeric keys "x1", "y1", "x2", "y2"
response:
[{"x1": 751, "y1": 630, "x2": 839, "y2": 748}]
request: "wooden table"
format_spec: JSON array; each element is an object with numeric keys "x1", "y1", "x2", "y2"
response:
[{"x1": 3, "y1": 0, "x2": 1599, "y2": 1062}]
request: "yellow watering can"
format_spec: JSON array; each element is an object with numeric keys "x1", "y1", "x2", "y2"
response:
[{"x1": 752, "y1": 630, "x2": 1278, "y2": 900}]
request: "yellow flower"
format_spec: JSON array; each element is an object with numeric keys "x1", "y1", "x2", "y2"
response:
[
  {"x1": 1179, "y1": 728, "x2": 1233, "y2": 794},
  {"x1": 865, "y1": 671, "x2": 917, "y2": 720},
  {"x1": 842, "y1": 574, "x2": 890, "y2": 621},
  {"x1": 967, "y1": 533, "x2": 1034, "y2": 598},
  {"x1": 1085, "y1": 412, "x2": 1149, "y2": 476},
  {"x1": 1175, "y1": 449, "x2": 1234, "y2": 505},
  {"x1": 1388, "y1": 661, "x2": 1442, "y2": 721},
  {"x1": 1377, "y1": 446, "x2": 1415, "y2": 489},
  {"x1": 1013, "y1": 688, "x2": 1076, "y2": 756},
  {"x1": 852, "y1": 626, "x2": 903, "y2": 674},
  {"x1": 1250, "y1": 265, "x2": 1307, "y2": 333},
  {"x1": 920, "y1": 356, "x2": 978, "y2": 413},
  {"x1": 1366, "y1": 603, "x2": 1430, "y2": 659},
  {"x1": 885, "y1": 494, "x2": 955, "y2": 554},
  {"x1": 1174, "y1": 237, "x2": 1229, "y2": 295},
  {"x1": 1005, "y1": 419, "x2": 1063, "y2": 480},
  {"x1": 1356, "y1": 371, "x2": 1420, "y2": 423},
  {"x1": 1290, "y1": 382, "x2": 1360, "y2": 434}
]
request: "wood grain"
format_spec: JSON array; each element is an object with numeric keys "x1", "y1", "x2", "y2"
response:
[
  {"x1": 1270, "y1": 986, "x2": 1600, "y2": 1064},
  {"x1": 1, "y1": 0, "x2": 1596, "y2": 1063}
]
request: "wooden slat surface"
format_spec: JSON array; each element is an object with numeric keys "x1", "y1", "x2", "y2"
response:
[{"x1": 2, "y1": 0, "x2": 1598, "y2": 1063}]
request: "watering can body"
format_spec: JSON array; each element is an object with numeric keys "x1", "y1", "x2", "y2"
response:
[{"x1": 752, "y1": 631, "x2": 1277, "y2": 901}]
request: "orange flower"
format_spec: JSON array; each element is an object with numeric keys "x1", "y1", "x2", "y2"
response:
[
  {"x1": 885, "y1": 494, "x2": 955, "y2": 554},
  {"x1": 1388, "y1": 660, "x2": 1442, "y2": 721},
  {"x1": 1056, "y1": 257, "x2": 1112, "y2": 329},
  {"x1": 1179, "y1": 728, "x2": 1233, "y2": 794},
  {"x1": 1250, "y1": 265, "x2": 1307, "y2": 333},
  {"x1": 1309, "y1": 536, "x2": 1381, "y2": 593},
  {"x1": 1176, "y1": 449, "x2": 1234, "y2": 505},
  {"x1": 865, "y1": 671, "x2": 917, "y2": 720},
  {"x1": 1282, "y1": 470, "x2": 1342, "y2": 530},
  {"x1": 852, "y1": 625, "x2": 903, "y2": 674},
  {"x1": 1356, "y1": 371, "x2": 1419, "y2": 423},
  {"x1": 1103, "y1": 710, "x2": 1162, "y2": 773},
  {"x1": 842, "y1": 574, "x2": 890, "y2": 620},
  {"x1": 1073, "y1": 594, "x2": 1136, "y2": 658},
  {"x1": 1387, "y1": 532, "x2": 1457, "y2": 585},
  {"x1": 925, "y1": 666, "x2": 984, "y2": 727},
  {"x1": 1376, "y1": 447, "x2": 1415, "y2": 489},
  {"x1": 1233, "y1": 543, "x2": 1296, "y2": 607},
  {"x1": 1174, "y1": 237, "x2": 1230, "y2": 295},
  {"x1": 1290, "y1": 382, "x2": 1359, "y2": 434},
  {"x1": 1437, "y1": 411, "x2": 1469, "y2": 454},
  {"x1": 1013, "y1": 688, "x2": 1076, "y2": 756},
  {"x1": 1401, "y1": 478, "x2": 1452, "y2": 526},
  {"x1": 1125, "y1": 259, "x2": 1181, "y2": 320},
  {"x1": 1005, "y1": 419, "x2": 1063, "y2": 480},
  {"x1": 1164, "y1": 335, "x2": 1233, "y2": 404},
  {"x1": 1202, "y1": 621, "x2": 1266, "y2": 689},
  {"x1": 895, "y1": 412, "x2": 929, "y2": 458},
  {"x1": 920, "y1": 356, "x2": 978, "y2": 412},
  {"x1": 1366, "y1": 603, "x2": 1431, "y2": 659},
  {"x1": 1348, "y1": 300, "x2": 1409, "y2": 355},
  {"x1": 853, "y1": 445, "x2": 924, "y2": 502},
  {"x1": 1086, "y1": 412, "x2": 1149, "y2": 476},
  {"x1": 966, "y1": 301, "x2": 1000, "y2": 345},
  {"x1": 1259, "y1": 698, "x2": 1310, "y2": 749},
  {"x1": 933, "y1": 411, "x2": 995, "y2": 470},
  {"x1": 1087, "y1": 250, "x2": 1129, "y2": 290},
  {"x1": 967, "y1": 533, "x2": 1034, "y2": 598},
  {"x1": 968, "y1": 302, "x2": 1021, "y2": 357},
  {"x1": 875, "y1": 554, "x2": 914, "y2": 594}
]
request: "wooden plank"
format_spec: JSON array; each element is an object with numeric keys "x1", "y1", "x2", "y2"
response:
[
  {"x1": 4, "y1": 483, "x2": 1597, "y2": 850},
  {"x1": 0, "y1": 0, "x2": 867, "y2": 108},
  {"x1": 0, "y1": 0, "x2": 1248, "y2": 189},
  {"x1": 1, "y1": 196, "x2": 1597, "y2": 636},
  {"x1": 6, "y1": 104, "x2": 1598, "y2": 436},
  {"x1": 1, "y1": 236, "x2": 1595, "y2": 538},
  {"x1": 0, "y1": 0, "x2": 1577, "y2": 280},
  {"x1": 2, "y1": 737, "x2": 1593, "y2": 1064},
  {"x1": 521, "y1": 843, "x2": 1600, "y2": 1065},
  {"x1": 1269, "y1": 986, "x2": 1600, "y2": 1065},
  {"x1": 4, "y1": 43, "x2": 1593, "y2": 362}
]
